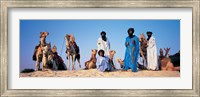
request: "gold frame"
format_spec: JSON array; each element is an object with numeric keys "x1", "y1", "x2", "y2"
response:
[{"x1": 0, "y1": 0, "x2": 199, "y2": 97}]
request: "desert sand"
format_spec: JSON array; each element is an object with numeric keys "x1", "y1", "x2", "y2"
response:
[{"x1": 20, "y1": 69, "x2": 180, "y2": 77}]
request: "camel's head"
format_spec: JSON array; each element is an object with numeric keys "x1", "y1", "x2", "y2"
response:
[
  {"x1": 160, "y1": 48, "x2": 164, "y2": 56},
  {"x1": 65, "y1": 34, "x2": 70, "y2": 40},
  {"x1": 40, "y1": 32, "x2": 49, "y2": 38},
  {"x1": 69, "y1": 34, "x2": 75, "y2": 42},
  {"x1": 65, "y1": 34, "x2": 71, "y2": 49},
  {"x1": 164, "y1": 48, "x2": 171, "y2": 52},
  {"x1": 65, "y1": 34, "x2": 71, "y2": 44},
  {"x1": 117, "y1": 58, "x2": 123, "y2": 63},
  {"x1": 110, "y1": 50, "x2": 116, "y2": 56},
  {"x1": 141, "y1": 33, "x2": 145, "y2": 38},
  {"x1": 139, "y1": 33, "x2": 145, "y2": 42},
  {"x1": 92, "y1": 49, "x2": 98, "y2": 55},
  {"x1": 116, "y1": 58, "x2": 124, "y2": 68}
]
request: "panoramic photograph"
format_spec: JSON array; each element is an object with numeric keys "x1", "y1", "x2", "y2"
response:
[{"x1": 20, "y1": 20, "x2": 180, "y2": 77}]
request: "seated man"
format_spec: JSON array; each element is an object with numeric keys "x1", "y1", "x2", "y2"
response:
[
  {"x1": 96, "y1": 50, "x2": 112, "y2": 72},
  {"x1": 49, "y1": 45, "x2": 67, "y2": 70}
]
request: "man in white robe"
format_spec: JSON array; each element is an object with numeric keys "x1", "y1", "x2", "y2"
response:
[
  {"x1": 97, "y1": 31, "x2": 110, "y2": 57},
  {"x1": 96, "y1": 50, "x2": 112, "y2": 72},
  {"x1": 146, "y1": 31, "x2": 158, "y2": 70}
]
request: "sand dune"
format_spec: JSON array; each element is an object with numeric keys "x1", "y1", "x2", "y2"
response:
[{"x1": 20, "y1": 69, "x2": 180, "y2": 77}]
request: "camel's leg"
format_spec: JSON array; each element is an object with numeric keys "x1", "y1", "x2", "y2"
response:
[
  {"x1": 42, "y1": 54, "x2": 46, "y2": 71},
  {"x1": 35, "y1": 61, "x2": 39, "y2": 71},
  {"x1": 35, "y1": 55, "x2": 39, "y2": 71},
  {"x1": 88, "y1": 62, "x2": 90, "y2": 69},
  {"x1": 72, "y1": 55, "x2": 76, "y2": 70},
  {"x1": 85, "y1": 61, "x2": 89, "y2": 69},
  {"x1": 93, "y1": 62, "x2": 96, "y2": 68},
  {"x1": 78, "y1": 59, "x2": 81, "y2": 68},
  {"x1": 168, "y1": 62, "x2": 180, "y2": 71},
  {"x1": 88, "y1": 62, "x2": 93, "y2": 69},
  {"x1": 161, "y1": 67, "x2": 167, "y2": 71},
  {"x1": 161, "y1": 58, "x2": 170, "y2": 70},
  {"x1": 174, "y1": 66, "x2": 180, "y2": 71},
  {"x1": 67, "y1": 54, "x2": 70, "y2": 70},
  {"x1": 166, "y1": 61, "x2": 174, "y2": 71},
  {"x1": 42, "y1": 62, "x2": 44, "y2": 71},
  {"x1": 38, "y1": 63, "x2": 40, "y2": 70},
  {"x1": 44, "y1": 57, "x2": 47, "y2": 68},
  {"x1": 42, "y1": 55, "x2": 44, "y2": 71}
]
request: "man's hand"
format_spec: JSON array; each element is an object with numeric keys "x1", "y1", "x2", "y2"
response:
[
  {"x1": 131, "y1": 55, "x2": 134, "y2": 63},
  {"x1": 164, "y1": 47, "x2": 170, "y2": 52},
  {"x1": 126, "y1": 42, "x2": 129, "y2": 47},
  {"x1": 132, "y1": 47, "x2": 135, "y2": 52}
]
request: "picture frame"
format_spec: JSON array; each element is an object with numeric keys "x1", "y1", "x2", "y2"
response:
[{"x1": 0, "y1": 0, "x2": 199, "y2": 97}]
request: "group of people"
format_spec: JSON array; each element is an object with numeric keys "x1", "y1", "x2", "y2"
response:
[
  {"x1": 96, "y1": 28, "x2": 180, "y2": 72},
  {"x1": 95, "y1": 28, "x2": 141, "y2": 72},
  {"x1": 32, "y1": 27, "x2": 180, "y2": 72},
  {"x1": 96, "y1": 31, "x2": 113, "y2": 71}
]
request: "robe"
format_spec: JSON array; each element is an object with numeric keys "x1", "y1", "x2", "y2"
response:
[
  {"x1": 147, "y1": 36, "x2": 158, "y2": 70},
  {"x1": 97, "y1": 37, "x2": 110, "y2": 57},
  {"x1": 124, "y1": 36, "x2": 140, "y2": 72},
  {"x1": 96, "y1": 56, "x2": 112, "y2": 72}
]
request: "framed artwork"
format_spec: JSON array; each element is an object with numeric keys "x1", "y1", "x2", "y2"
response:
[{"x1": 0, "y1": 0, "x2": 199, "y2": 97}]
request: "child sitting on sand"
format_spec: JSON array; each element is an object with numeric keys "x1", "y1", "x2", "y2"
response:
[{"x1": 96, "y1": 50, "x2": 112, "y2": 72}]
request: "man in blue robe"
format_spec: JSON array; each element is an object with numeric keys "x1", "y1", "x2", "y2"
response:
[
  {"x1": 123, "y1": 28, "x2": 140, "y2": 72},
  {"x1": 96, "y1": 50, "x2": 112, "y2": 72}
]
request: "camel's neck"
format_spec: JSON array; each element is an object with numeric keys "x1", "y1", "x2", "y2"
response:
[
  {"x1": 91, "y1": 54, "x2": 96, "y2": 58},
  {"x1": 110, "y1": 54, "x2": 114, "y2": 60},
  {"x1": 142, "y1": 38, "x2": 147, "y2": 42},
  {"x1": 66, "y1": 39, "x2": 70, "y2": 47},
  {"x1": 40, "y1": 37, "x2": 46, "y2": 46},
  {"x1": 66, "y1": 38, "x2": 76, "y2": 54}
]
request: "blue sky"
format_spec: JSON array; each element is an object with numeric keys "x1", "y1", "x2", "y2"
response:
[{"x1": 20, "y1": 20, "x2": 180, "y2": 71}]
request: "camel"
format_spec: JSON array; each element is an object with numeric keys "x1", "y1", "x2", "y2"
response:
[
  {"x1": 117, "y1": 59, "x2": 124, "y2": 68},
  {"x1": 65, "y1": 34, "x2": 81, "y2": 70},
  {"x1": 33, "y1": 32, "x2": 49, "y2": 71},
  {"x1": 138, "y1": 33, "x2": 148, "y2": 69},
  {"x1": 85, "y1": 50, "x2": 116, "y2": 70},
  {"x1": 139, "y1": 33, "x2": 148, "y2": 59},
  {"x1": 159, "y1": 48, "x2": 180, "y2": 71},
  {"x1": 85, "y1": 49, "x2": 98, "y2": 69}
]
